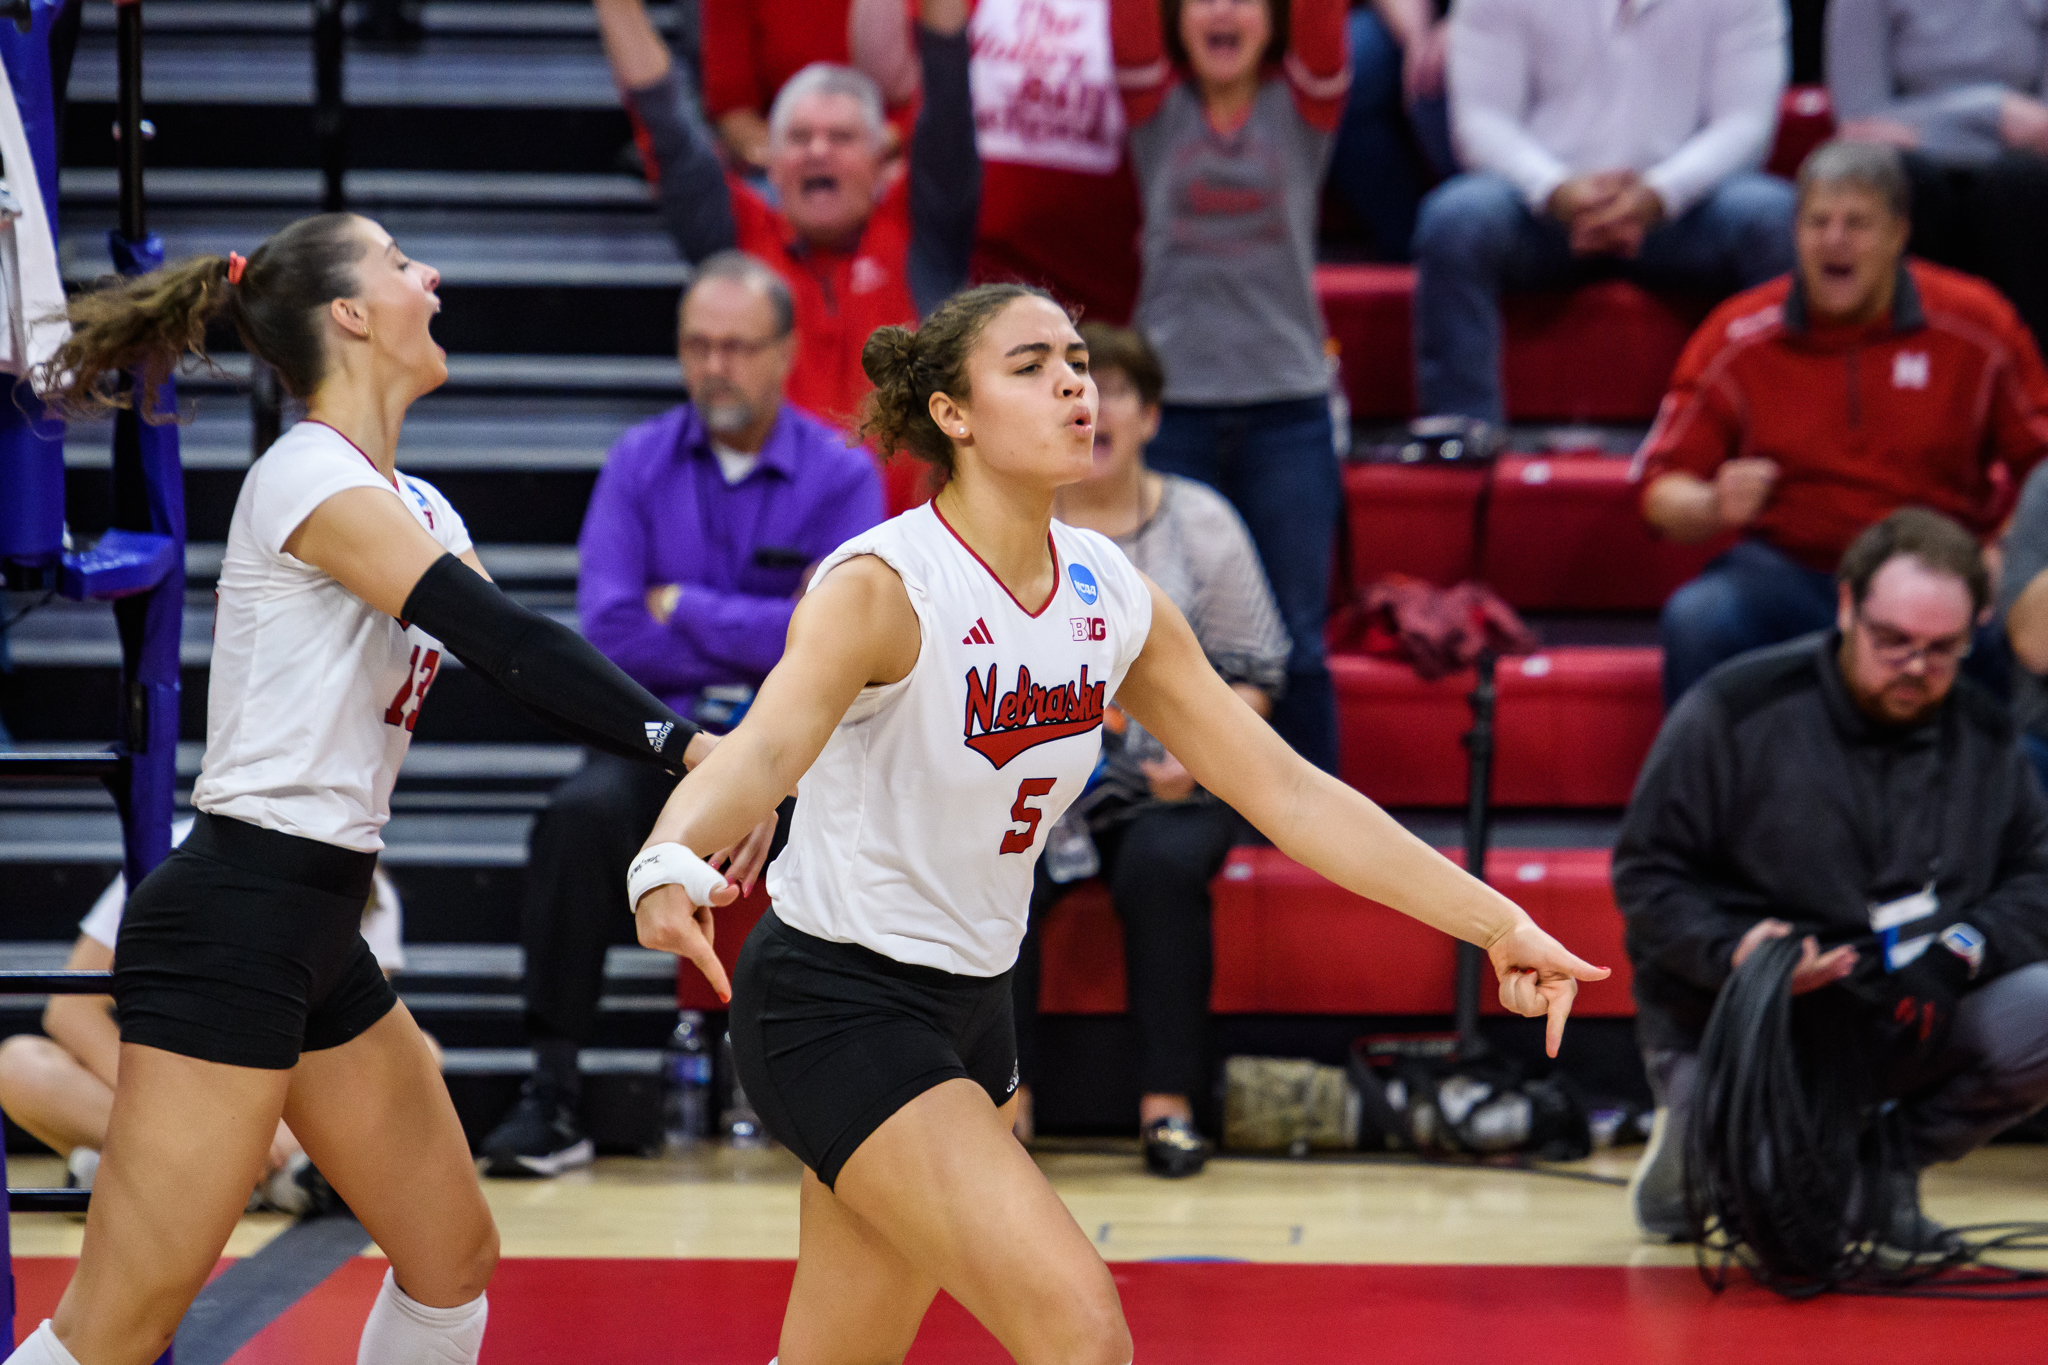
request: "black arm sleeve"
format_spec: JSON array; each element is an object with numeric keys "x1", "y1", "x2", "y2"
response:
[
  {"x1": 626, "y1": 62, "x2": 739, "y2": 264},
  {"x1": 401, "y1": 554, "x2": 701, "y2": 772},
  {"x1": 906, "y1": 23, "x2": 981, "y2": 318}
]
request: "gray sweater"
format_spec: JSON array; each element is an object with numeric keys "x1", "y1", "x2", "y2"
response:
[
  {"x1": 1827, "y1": 0, "x2": 2048, "y2": 166},
  {"x1": 1613, "y1": 632, "x2": 2048, "y2": 1052}
]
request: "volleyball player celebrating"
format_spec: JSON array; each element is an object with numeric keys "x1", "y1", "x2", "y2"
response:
[
  {"x1": 6, "y1": 213, "x2": 771, "y2": 1365},
  {"x1": 629, "y1": 283, "x2": 1611, "y2": 1365}
]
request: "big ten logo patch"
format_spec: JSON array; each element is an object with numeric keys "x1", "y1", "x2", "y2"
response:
[
  {"x1": 1070, "y1": 617, "x2": 1106, "y2": 641},
  {"x1": 1892, "y1": 350, "x2": 1930, "y2": 390}
]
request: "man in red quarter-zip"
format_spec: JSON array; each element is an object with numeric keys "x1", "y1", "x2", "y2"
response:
[
  {"x1": 595, "y1": 0, "x2": 977, "y2": 430},
  {"x1": 1637, "y1": 140, "x2": 2048, "y2": 705}
]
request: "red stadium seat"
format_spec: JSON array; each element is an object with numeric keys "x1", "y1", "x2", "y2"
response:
[
  {"x1": 1768, "y1": 86, "x2": 1836, "y2": 181},
  {"x1": 1340, "y1": 456, "x2": 1730, "y2": 612},
  {"x1": 1317, "y1": 266, "x2": 1711, "y2": 424},
  {"x1": 1039, "y1": 846, "x2": 1635, "y2": 1018},
  {"x1": 1330, "y1": 647, "x2": 1664, "y2": 808}
]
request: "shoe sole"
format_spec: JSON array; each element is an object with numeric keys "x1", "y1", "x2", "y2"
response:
[
  {"x1": 483, "y1": 1137, "x2": 596, "y2": 1179},
  {"x1": 1628, "y1": 1107, "x2": 1693, "y2": 1243}
]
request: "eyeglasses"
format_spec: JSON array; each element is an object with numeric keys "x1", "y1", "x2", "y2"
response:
[
  {"x1": 1856, "y1": 611, "x2": 1973, "y2": 670},
  {"x1": 680, "y1": 334, "x2": 787, "y2": 365}
]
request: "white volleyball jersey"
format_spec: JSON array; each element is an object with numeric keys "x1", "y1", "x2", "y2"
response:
[
  {"x1": 768, "y1": 501, "x2": 1154, "y2": 976},
  {"x1": 192, "y1": 421, "x2": 471, "y2": 852}
]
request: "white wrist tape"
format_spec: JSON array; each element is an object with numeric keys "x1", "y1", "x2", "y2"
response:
[{"x1": 627, "y1": 842, "x2": 727, "y2": 912}]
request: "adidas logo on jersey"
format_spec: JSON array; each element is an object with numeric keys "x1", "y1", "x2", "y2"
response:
[
  {"x1": 962, "y1": 618, "x2": 994, "y2": 646},
  {"x1": 644, "y1": 720, "x2": 674, "y2": 751}
]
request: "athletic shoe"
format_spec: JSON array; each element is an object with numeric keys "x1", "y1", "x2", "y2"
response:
[
  {"x1": 259, "y1": 1152, "x2": 346, "y2": 1218},
  {"x1": 1627, "y1": 1107, "x2": 1692, "y2": 1243},
  {"x1": 63, "y1": 1147, "x2": 98, "y2": 1220},
  {"x1": 63, "y1": 1146, "x2": 99, "y2": 1194},
  {"x1": 1870, "y1": 1167, "x2": 1961, "y2": 1266},
  {"x1": 480, "y1": 1079, "x2": 595, "y2": 1178},
  {"x1": 1142, "y1": 1116, "x2": 1212, "y2": 1179}
]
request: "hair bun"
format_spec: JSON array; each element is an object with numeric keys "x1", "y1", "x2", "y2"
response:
[{"x1": 860, "y1": 324, "x2": 918, "y2": 389}]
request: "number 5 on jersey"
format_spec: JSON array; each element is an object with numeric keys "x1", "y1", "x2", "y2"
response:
[
  {"x1": 1001, "y1": 778, "x2": 1056, "y2": 854},
  {"x1": 383, "y1": 645, "x2": 442, "y2": 733}
]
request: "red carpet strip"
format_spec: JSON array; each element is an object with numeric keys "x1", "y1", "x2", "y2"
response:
[{"x1": 14, "y1": 1256, "x2": 2048, "y2": 1364}]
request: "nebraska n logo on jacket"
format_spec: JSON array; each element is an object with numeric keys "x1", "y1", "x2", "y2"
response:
[{"x1": 961, "y1": 663, "x2": 1105, "y2": 768}]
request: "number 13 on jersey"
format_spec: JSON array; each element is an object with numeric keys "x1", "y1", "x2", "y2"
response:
[
  {"x1": 1000, "y1": 778, "x2": 1056, "y2": 854},
  {"x1": 383, "y1": 644, "x2": 442, "y2": 733}
]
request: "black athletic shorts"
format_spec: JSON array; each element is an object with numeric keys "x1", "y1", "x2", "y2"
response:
[
  {"x1": 113, "y1": 811, "x2": 399, "y2": 1071},
  {"x1": 729, "y1": 908, "x2": 1018, "y2": 1189}
]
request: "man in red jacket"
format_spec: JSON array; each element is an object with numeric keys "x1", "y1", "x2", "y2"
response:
[
  {"x1": 596, "y1": 0, "x2": 976, "y2": 429},
  {"x1": 1638, "y1": 140, "x2": 2048, "y2": 704}
]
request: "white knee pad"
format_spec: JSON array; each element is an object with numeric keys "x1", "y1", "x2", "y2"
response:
[
  {"x1": 357, "y1": 1266, "x2": 488, "y2": 1365},
  {"x1": 5, "y1": 1323, "x2": 81, "y2": 1365}
]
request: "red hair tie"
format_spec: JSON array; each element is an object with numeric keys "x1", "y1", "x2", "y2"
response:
[{"x1": 226, "y1": 251, "x2": 247, "y2": 286}]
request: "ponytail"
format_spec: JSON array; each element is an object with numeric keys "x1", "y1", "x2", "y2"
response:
[{"x1": 36, "y1": 212, "x2": 370, "y2": 421}]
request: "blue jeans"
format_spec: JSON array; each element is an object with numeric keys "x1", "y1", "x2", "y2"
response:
[
  {"x1": 1328, "y1": 8, "x2": 1455, "y2": 262},
  {"x1": 1147, "y1": 397, "x2": 1341, "y2": 774},
  {"x1": 1413, "y1": 170, "x2": 1797, "y2": 422},
  {"x1": 1659, "y1": 539, "x2": 1836, "y2": 705}
]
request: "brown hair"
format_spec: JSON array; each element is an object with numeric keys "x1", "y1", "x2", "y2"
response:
[
  {"x1": 38, "y1": 212, "x2": 371, "y2": 420},
  {"x1": 1077, "y1": 322, "x2": 1165, "y2": 408},
  {"x1": 1837, "y1": 507, "x2": 1989, "y2": 615},
  {"x1": 858, "y1": 282, "x2": 1065, "y2": 473},
  {"x1": 1161, "y1": 0, "x2": 1287, "y2": 72}
]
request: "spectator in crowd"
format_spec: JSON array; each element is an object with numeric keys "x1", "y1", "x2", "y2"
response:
[
  {"x1": 701, "y1": 0, "x2": 878, "y2": 173},
  {"x1": 1639, "y1": 141, "x2": 2048, "y2": 705},
  {"x1": 1111, "y1": 0, "x2": 1350, "y2": 774},
  {"x1": 1414, "y1": 0, "x2": 1795, "y2": 426},
  {"x1": 0, "y1": 819, "x2": 427, "y2": 1216},
  {"x1": 595, "y1": 0, "x2": 976, "y2": 426},
  {"x1": 850, "y1": 0, "x2": 1145, "y2": 323},
  {"x1": 1008, "y1": 324, "x2": 1288, "y2": 1177},
  {"x1": 1615, "y1": 509, "x2": 2048, "y2": 1245},
  {"x1": 1828, "y1": 0, "x2": 2048, "y2": 349},
  {"x1": 1329, "y1": 0, "x2": 1454, "y2": 262},
  {"x1": 1998, "y1": 461, "x2": 2048, "y2": 793},
  {"x1": 479, "y1": 254, "x2": 884, "y2": 1177}
]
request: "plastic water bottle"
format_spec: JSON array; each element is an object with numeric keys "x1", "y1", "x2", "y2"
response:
[
  {"x1": 661, "y1": 1010, "x2": 713, "y2": 1151},
  {"x1": 721, "y1": 1029, "x2": 768, "y2": 1147},
  {"x1": 1325, "y1": 338, "x2": 1351, "y2": 459}
]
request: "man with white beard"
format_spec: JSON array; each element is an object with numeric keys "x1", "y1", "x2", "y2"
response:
[{"x1": 478, "y1": 252, "x2": 884, "y2": 1177}]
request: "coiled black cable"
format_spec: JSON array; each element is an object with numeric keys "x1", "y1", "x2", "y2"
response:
[{"x1": 1685, "y1": 933, "x2": 2048, "y2": 1299}]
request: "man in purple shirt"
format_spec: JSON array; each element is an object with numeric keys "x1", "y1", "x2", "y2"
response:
[{"x1": 482, "y1": 252, "x2": 884, "y2": 1177}]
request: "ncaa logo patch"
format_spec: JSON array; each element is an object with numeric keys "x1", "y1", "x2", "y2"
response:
[{"x1": 1070, "y1": 563, "x2": 1100, "y2": 606}]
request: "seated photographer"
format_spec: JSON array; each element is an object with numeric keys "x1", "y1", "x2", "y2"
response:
[
  {"x1": 1008, "y1": 324, "x2": 1290, "y2": 1178},
  {"x1": 1615, "y1": 508, "x2": 2048, "y2": 1245},
  {"x1": 0, "y1": 819, "x2": 425, "y2": 1216}
]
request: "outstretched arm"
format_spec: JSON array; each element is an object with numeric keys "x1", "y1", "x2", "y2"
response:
[
  {"x1": 628, "y1": 555, "x2": 923, "y2": 998},
  {"x1": 905, "y1": 0, "x2": 978, "y2": 316},
  {"x1": 1114, "y1": 579, "x2": 1608, "y2": 1055}
]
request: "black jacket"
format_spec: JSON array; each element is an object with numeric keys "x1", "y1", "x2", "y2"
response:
[{"x1": 1614, "y1": 632, "x2": 2048, "y2": 1052}]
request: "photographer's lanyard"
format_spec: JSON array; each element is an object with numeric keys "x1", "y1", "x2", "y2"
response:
[{"x1": 1858, "y1": 711, "x2": 1951, "y2": 971}]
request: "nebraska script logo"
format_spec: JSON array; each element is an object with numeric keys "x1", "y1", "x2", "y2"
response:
[{"x1": 963, "y1": 663, "x2": 1105, "y2": 768}]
